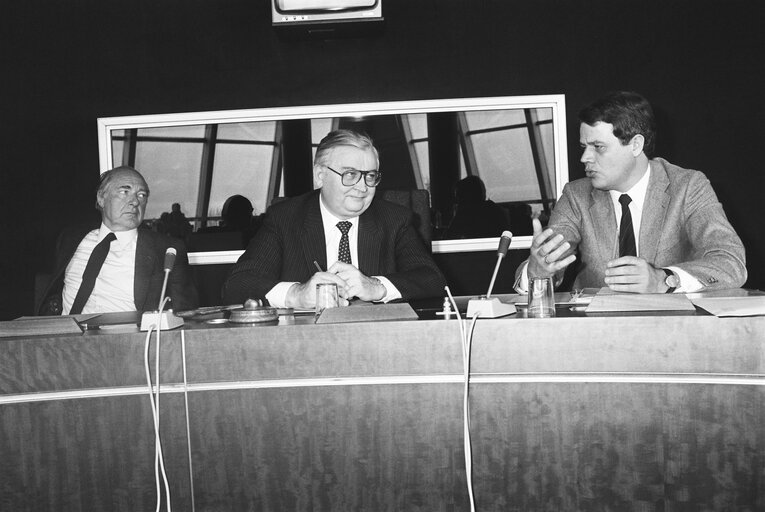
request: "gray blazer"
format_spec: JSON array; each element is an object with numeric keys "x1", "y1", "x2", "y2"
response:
[{"x1": 516, "y1": 158, "x2": 747, "y2": 291}]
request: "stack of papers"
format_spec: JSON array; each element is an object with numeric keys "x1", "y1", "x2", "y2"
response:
[{"x1": 585, "y1": 288, "x2": 696, "y2": 313}]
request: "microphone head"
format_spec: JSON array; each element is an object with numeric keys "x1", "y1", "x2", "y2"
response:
[
  {"x1": 163, "y1": 247, "x2": 177, "y2": 272},
  {"x1": 497, "y1": 230, "x2": 513, "y2": 257}
]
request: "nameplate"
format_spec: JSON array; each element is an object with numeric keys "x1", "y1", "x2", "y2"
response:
[{"x1": 315, "y1": 303, "x2": 419, "y2": 324}]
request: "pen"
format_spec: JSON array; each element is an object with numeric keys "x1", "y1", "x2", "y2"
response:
[{"x1": 314, "y1": 260, "x2": 323, "y2": 272}]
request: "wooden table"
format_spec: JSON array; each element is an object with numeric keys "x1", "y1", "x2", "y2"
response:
[{"x1": 2, "y1": 304, "x2": 764, "y2": 511}]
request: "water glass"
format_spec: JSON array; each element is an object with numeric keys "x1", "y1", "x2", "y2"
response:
[
  {"x1": 528, "y1": 277, "x2": 556, "y2": 318},
  {"x1": 315, "y1": 283, "x2": 339, "y2": 316}
]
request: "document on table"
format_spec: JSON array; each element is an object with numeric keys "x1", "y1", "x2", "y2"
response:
[
  {"x1": 689, "y1": 296, "x2": 765, "y2": 317},
  {"x1": 585, "y1": 288, "x2": 696, "y2": 313},
  {"x1": 0, "y1": 316, "x2": 85, "y2": 338}
]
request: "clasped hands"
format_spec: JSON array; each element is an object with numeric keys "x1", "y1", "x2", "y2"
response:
[
  {"x1": 286, "y1": 261, "x2": 386, "y2": 309},
  {"x1": 529, "y1": 218, "x2": 666, "y2": 293}
]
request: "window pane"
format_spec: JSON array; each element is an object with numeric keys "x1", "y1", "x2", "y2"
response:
[
  {"x1": 111, "y1": 140, "x2": 124, "y2": 168},
  {"x1": 311, "y1": 118, "x2": 334, "y2": 143},
  {"x1": 137, "y1": 125, "x2": 206, "y2": 138},
  {"x1": 208, "y1": 143, "x2": 276, "y2": 217},
  {"x1": 134, "y1": 142, "x2": 203, "y2": 220},
  {"x1": 471, "y1": 130, "x2": 540, "y2": 202},
  {"x1": 406, "y1": 114, "x2": 428, "y2": 139},
  {"x1": 217, "y1": 121, "x2": 277, "y2": 141},
  {"x1": 465, "y1": 109, "x2": 526, "y2": 131}
]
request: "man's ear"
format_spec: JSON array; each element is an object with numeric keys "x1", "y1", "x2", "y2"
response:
[
  {"x1": 313, "y1": 164, "x2": 325, "y2": 188},
  {"x1": 630, "y1": 134, "x2": 645, "y2": 156}
]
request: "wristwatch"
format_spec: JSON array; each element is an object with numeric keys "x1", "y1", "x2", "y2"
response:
[{"x1": 663, "y1": 268, "x2": 680, "y2": 293}]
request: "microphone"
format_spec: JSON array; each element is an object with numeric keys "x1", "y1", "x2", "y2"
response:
[
  {"x1": 486, "y1": 231, "x2": 512, "y2": 298},
  {"x1": 163, "y1": 247, "x2": 177, "y2": 272},
  {"x1": 466, "y1": 231, "x2": 517, "y2": 318},
  {"x1": 140, "y1": 247, "x2": 184, "y2": 331}
]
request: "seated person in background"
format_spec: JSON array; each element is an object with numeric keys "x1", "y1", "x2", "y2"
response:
[
  {"x1": 515, "y1": 91, "x2": 746, "y2": 294},
  {"x1": 222, "y1": 129, "x2": 446, "y2": 309},
  {"x1": 156, "y1": 202, "x2": 193, "y2": 241},
  {"x1": 444, "y1": 175, "x2": 511, "y2": 239},
  {"x1": 37, "y1": 166, "x2": 198, "y2": 315},
  {"x1": 219, "y1": 194, "x2": 261, "y2": 247}
]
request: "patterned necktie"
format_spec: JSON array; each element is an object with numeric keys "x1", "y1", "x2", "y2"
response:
[
  {"x1": 618, "y1": 194, "x2": 637, "y2": 257},
  {"x1": 69, "y1": 232, "x2": 117, "y2": 314},
  {"x1": 336, "y1": 221, "x2": 352, "y2": 265}
]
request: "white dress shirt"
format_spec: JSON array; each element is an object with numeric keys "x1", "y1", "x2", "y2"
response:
[{"x1": 62, "y1": 224, "x2": 138, "y2": 314}]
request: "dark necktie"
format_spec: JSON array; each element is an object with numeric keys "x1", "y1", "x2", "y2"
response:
[
  {"x1": 618, "y1": 194, "x2": 637, "y2": 257},
  {"x1": 336, "y1": 221, "x2": 352, "y2": 265},
  {"x1": 69, "y1": 232, "x2": 117, "y2": 314}
]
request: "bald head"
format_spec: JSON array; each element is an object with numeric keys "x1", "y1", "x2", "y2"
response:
[{"x1": 96, "y1": 166, "x2": 150, "y2": 231}]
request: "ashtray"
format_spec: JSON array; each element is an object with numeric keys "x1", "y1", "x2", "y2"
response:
[{"x1": 229, "y1": 306, "x2": 278, "y2": 323}]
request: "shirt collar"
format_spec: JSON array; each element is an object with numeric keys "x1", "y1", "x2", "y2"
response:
[
  {"x1": 609, "y1": 163, "x2": 651, "y2": 207},
  {"x1": 98, "y1": 223, "x2": 138, "y2": 246},
  {"x1": 318, "y1": 195, "x2": 359, "y2": 232}
]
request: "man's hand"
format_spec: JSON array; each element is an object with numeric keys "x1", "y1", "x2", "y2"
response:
[
  {"x1": 527, "y1": 217, "x2": 576, "y2": 278},
  {"x1": 285, "y1": 272, "x2": 349, "y2": 309},
  {"x1": 328, "y1": 261, "x2": 386, "y2": 302},
  {"x1": 605, "y1": 256, "x2": 666, "y2": 293}
]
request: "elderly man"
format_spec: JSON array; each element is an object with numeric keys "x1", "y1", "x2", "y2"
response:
[
  {"x1": 515, "y1": 91, "x2": 746, "y2": 294},
  {"x1": 37, "y1": 166, "x2": 198, "y2": 315},
  {"x1": 223, "y1": 129, "x2": 446, "y2": 309}
]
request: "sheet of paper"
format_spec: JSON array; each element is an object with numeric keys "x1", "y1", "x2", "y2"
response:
[
  {"x1": 0, "y1": 317, "x2": 83, "y2": 338},
  {"x1": 690, "y1": 296, "x2": 765, "y2": 317},
  {"x1": 585, "y1": 288, "x2": 696, "y2": 313}
]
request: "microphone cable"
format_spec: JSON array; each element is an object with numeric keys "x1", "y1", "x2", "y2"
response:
[
  {"x1": 143, "y1": 251, "x2": 177, "y2": 512},
  {"x1": 445, "y1": 286, "x2": 479, "y2": 512}
]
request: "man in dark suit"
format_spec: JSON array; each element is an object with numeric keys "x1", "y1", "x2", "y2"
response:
[
  {"x1": 222, "y1": 130, "x2": 446, "y2": 309},
  {"x1": 515, "y1": 91, "x2": 746, "y2": 293},
  {"x1": 37, "y1": 166, "x2": 198, "y2": 315}
]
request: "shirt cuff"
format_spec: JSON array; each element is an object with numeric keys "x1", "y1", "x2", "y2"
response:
[
  {"x1": 667, "y1": 266, "x2": 703, "y2": 293},
  {"x1": 373, "y1": 276, "x2": 401, "y2": 303},
  {"x1": 265, "y1": 282, "x2": 299, "y2": 308},
  {"x1": 513, "y1": 261, "x2": 530, "y2": 294}
]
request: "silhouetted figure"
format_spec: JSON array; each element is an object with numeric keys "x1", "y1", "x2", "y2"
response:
[
  {"x1": 444, "y1": 176, "x2": 511, "y2": 239},
  {"x1": 220, "y1": 195, "x2": 260, "y2": 248},
  {"x1": 156, "y1": 202, "x2": 192, "y2": 241}
]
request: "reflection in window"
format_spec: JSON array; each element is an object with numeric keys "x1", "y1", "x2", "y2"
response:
[{"x1": 109, "y1": 108, "x2": 556, "y2": 237}]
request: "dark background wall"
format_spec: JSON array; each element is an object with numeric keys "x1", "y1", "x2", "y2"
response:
[{"x1": 2, "y1": 0, "x2": 763, "y2": 320}]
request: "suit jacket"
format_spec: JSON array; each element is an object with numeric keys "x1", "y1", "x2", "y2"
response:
[
  {"x1": 37, "y1": 225, "x2": 199, "y2": 315},
  {"x1": 222, "y1": 190, "x2": 446, "y2": 304},
  {"x1": 516, "y1": 158, "x2": 747, "y2": 291}
]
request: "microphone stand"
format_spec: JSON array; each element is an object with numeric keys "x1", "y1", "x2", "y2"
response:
[
  {"x1": 140, "y1": 248, "x2": 184, "y2": 331},
  {"x1": 466, "y1": 231, "x2": 517, "y2": 318}
]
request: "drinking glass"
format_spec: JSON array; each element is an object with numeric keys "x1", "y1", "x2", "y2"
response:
[{"x1": 528, "y1": 277, "x2": 556, "y2": 318}]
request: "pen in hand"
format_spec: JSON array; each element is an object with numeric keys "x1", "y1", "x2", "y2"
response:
[{"x1": 314, "y1": 260, "x2": 323, "y2": 273}]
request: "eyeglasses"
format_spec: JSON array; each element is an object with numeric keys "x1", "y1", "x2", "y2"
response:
[{"x1": 325, "y1": 165, "x2": 382, "y2": 187}]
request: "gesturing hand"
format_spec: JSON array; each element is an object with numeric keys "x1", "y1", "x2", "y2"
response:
[{"x1": 527, "y1": 217, "x2": 576, "y2": 279}]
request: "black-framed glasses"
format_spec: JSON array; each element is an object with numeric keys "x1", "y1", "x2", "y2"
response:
[{"x1": 325, "y1": 165, "x2": 382, "y2": 187}]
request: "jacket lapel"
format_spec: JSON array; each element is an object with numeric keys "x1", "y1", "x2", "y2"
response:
[
  {"x1": 589, "y1": 188, "x2": 618, "y2": 260},
  {"x1": 639, "y1": 161, "x2": 671, "y2": 262},
  {"x1": 133, "y1": 231, "x2": 154, "y2": 309},
  {"x1": 301, "y1": 193, "x2": 328, "y2": 270},
  {"x1": 357, "y1": 203, "x2": 382, "y2": 273}
]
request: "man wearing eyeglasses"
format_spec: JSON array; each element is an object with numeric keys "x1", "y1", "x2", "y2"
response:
[{"x1": 223, "y1": 129, "x2": 446, "y2": 309}]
